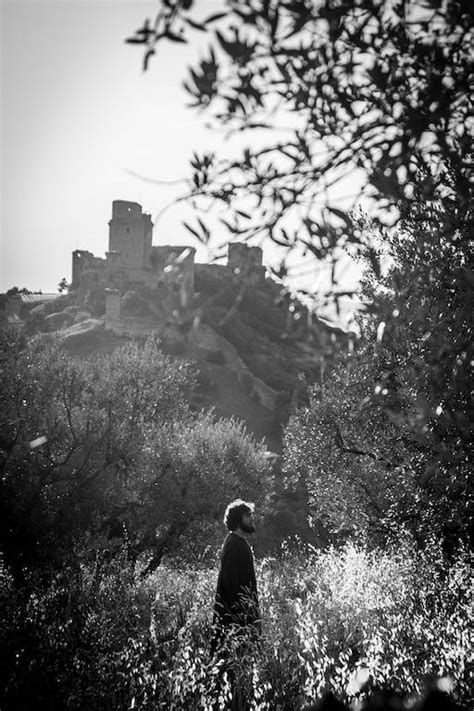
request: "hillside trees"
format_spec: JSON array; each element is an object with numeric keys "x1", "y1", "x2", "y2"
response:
[{"x1": 0, "y1": 332, "x2": 268, "y2": 584}]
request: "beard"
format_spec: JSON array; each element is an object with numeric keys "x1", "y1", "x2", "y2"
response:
[{"x1": 240, "y1": 521, "x2": 256, "y2": 534}]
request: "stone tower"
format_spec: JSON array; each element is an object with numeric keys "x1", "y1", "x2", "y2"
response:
[{"x1": 108, "y1": 200, "x2": 153, "y2": 269}]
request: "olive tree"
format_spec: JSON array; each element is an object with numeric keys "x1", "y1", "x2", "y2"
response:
[
  {"x1": 0, "y1": 332, "x2": 268, "y2": 583},
  {"x1": 127, "y1": 0, "x2": 471, "y2": 304}
]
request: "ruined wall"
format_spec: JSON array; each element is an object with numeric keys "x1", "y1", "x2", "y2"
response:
[
  {"x1": 105, "y1": 290, "x2": 121, "y2": 322},
  {"x1": 72, "y1": 202, "x2": 269, "y2": 318},
  {"x1": 72, "y1": 250, "x2": 105, "y2": 289},
  {"x1": 105, "y1": 251, "x2": 125, "y2": 289},
  {"x1": 195, "y1": 263, "x2": 233, "y2": 285},
  {"x1": 79, "y1": 268, "x2": 106, "y2": 293}
]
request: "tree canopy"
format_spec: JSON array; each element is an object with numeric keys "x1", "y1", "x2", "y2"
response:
[
  {"x1": 0, "y1": 333, "x2": 269, "y2": 583},
  {"x1": 283, "y1": 188, "x2": 472, "y2": 548},
  {"x1": 127, "y1": 0, "x2": 472, "y2": 305}
]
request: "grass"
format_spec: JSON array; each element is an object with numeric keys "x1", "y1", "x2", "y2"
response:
[{"x1": 1, "y1": 539, "x2": 470, "y2": 710}]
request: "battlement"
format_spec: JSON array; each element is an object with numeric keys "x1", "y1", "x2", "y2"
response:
[{"x1": 111, "y1": 200, "x2": 143, "y2": 218}]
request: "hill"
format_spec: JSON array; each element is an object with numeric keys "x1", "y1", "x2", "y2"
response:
[{"x1": 1, "y1": 271, "x2": 352, "y2": 452}]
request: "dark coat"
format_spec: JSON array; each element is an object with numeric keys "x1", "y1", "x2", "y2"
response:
[{"x1": 213, "y1": 532, "x2": 261, "y2": 631}]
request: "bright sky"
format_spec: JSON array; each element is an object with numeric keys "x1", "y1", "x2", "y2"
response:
[
  {"x1": 1, "y1": 0, "x2": 362, "y2": 321},
  {"x1": 1, "y1": 0, "x2": 220, "y2": 292}
]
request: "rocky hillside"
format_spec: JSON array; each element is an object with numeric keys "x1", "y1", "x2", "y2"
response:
[{"x1": 1, "y1": 272, "x2": 352, "y2": 452}]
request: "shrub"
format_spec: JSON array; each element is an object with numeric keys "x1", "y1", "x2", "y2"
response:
[
  {"x1": 1, "y1": 540, "x2": 469, "y2": 709},
  {"x1": 1, "y1": 333, "x2": 268, "y2": 583}
]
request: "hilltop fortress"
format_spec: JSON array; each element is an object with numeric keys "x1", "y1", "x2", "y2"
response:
[
  {"x1": 71, "y1": 200, "x2": 266, "y2": 325},
  {"x1": 0, "y1": 198, "x2": 350, "y2": 450}
]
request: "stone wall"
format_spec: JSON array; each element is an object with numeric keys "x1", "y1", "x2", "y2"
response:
[
  {"x1": 228, "y1": 243, "x2": 265, "y2": 283},
  {"x1": 108, "y1": 200, "x2": 153, "y2": 270},
  {"x1": 195, "y1": 263, "x2": 233, "y2": 284},
  {"x1": 72, "y1": 250, "x2": 106, "y2": 290},
  {"x1": 105, "y1": 291, "x2": 121, "y2": 322}
]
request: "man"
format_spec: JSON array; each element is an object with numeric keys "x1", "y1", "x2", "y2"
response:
[{"x1": 211, "y1": 499, "x2": 261, "y2": 651}]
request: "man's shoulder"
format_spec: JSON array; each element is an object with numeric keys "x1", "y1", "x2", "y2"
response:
[{"x1": 222, "y1": 532, "x2": 246, "y2": 553}]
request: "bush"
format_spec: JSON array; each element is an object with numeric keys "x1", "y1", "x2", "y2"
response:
[
  {"x1": 1, "y1": 540, "x2": 470, "y2": 709},
  {"x1": 0, "y1": 332, "x2": 268, "y2": 584}
]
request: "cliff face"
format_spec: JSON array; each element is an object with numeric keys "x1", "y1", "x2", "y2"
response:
[{"x1": 16, "y1": 270, "x2": 352, "y2": 452}]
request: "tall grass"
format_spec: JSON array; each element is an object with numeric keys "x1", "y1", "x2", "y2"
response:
[{"x1": 1, "y1": 540, "x2": 470, "y2": 709}]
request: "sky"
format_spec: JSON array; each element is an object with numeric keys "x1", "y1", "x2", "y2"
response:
[{"x1": 1, "y1": 0, "x2": 362, "y2": 321}]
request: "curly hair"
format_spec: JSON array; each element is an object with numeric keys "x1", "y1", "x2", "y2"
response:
[{"x1": 223, "y1": 499, "x2": 255, "y2": 531}]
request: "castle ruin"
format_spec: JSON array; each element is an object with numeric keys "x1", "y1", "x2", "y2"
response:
[{"x1": 71, "y1": 200, "x2": 266, "y2": 323}]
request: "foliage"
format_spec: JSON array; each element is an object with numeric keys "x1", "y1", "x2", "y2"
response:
[
  {"x1": 124, "y1": 2, "x2": 472, "y2": 549},
  {"x1": 0, "y1": 331, "x2": 268, "y2": 583},
  {"x1": 283, "y1": 349, "x2": 415, "y2": 541},
  {"x1": 127, "y1": 0, "x2": 472, "y2": 301},
  {"x1": 282, "y1": 187, "x2": 472, "y2": 548},
  {"x1": 5, "y1": 286, "x2": 35, "y2": 295},
  {"x1": 1, "y1": 540, "x2": 470, "y2": 709},
  {"x1": 57, "y1": 277, "x2": 69, "y2": 294}
]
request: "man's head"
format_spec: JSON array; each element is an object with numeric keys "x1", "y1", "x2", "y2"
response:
[{"x1": 224, "y1": 499, "x2": 256, "y2": 534}]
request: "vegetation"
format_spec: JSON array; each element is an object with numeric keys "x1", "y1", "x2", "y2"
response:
[
  {"x1": 125, "y1": 0, "x2": 472, "y2": 552},
  {"x1": 1, "y1": 332, "x2": 470, "y2": 709},
  {"x1": 283, "y1": 191, "x2": 472, "y2": 550},
  {"x1": 127, "y1": 0, "x2": 471, "y2": 302},
  {"x1": 1, "y1": 540, "x2": 470, "y2": 709},
  {"x1": 58, "y1": 278, "x2": 70, "y2": 294},
  {"x1": 0, "y1": 332, "x2": 268, "y2": 584},
  {"x1": 5, "y1": 287, "x2": 35, "y2": 295},
  {"x1": 0, "y1": 0, "x2": 471, "y2": 707}
]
